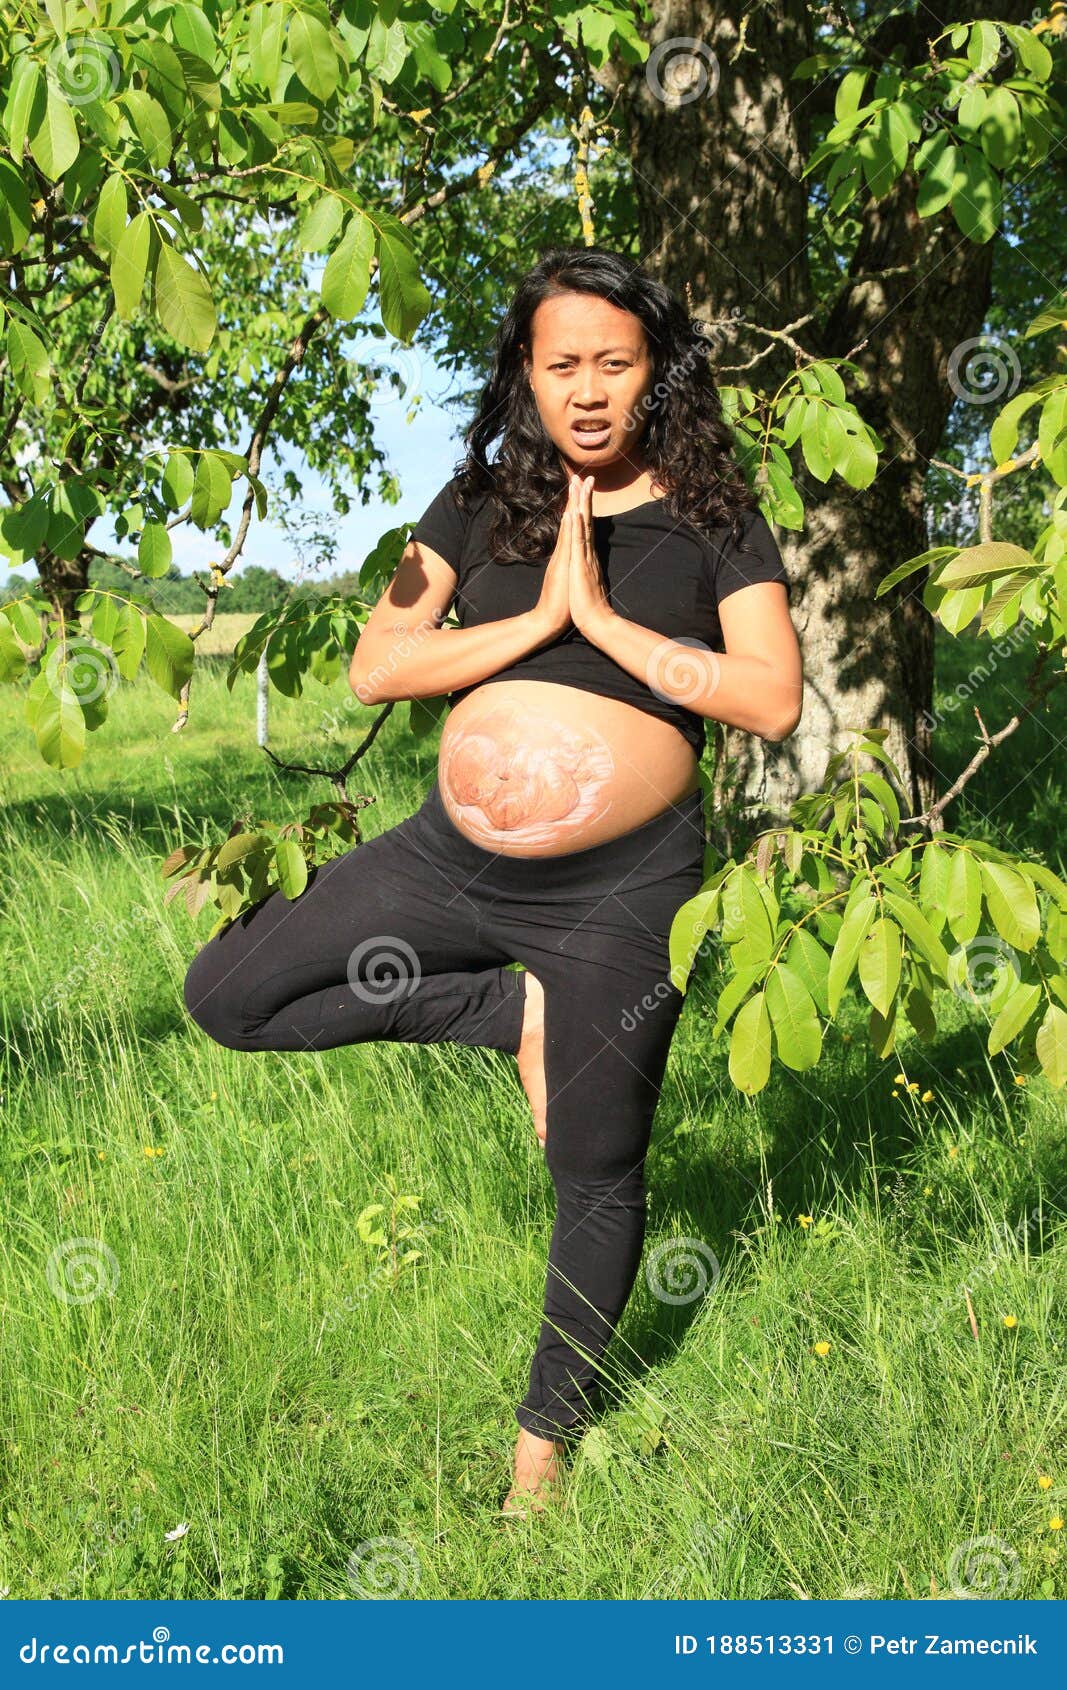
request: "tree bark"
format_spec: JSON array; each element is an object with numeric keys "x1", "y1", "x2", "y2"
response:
[{"x1": 597, "y1": 0, "x2": 1031, "y2": 821}]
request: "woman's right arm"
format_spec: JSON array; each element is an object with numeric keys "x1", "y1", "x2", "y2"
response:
[
  {"x1": 348, "y1": 538, "x2": 556, "y2": 706},
  {"x1": 349, "y1": 486, "x2": 577, "y2": 705}
]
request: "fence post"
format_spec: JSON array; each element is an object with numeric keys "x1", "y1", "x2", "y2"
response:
[{"x1": 256, "y1": 650, "x2": 269, "y2": 748}]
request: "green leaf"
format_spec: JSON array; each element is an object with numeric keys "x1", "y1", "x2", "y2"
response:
[
  {"x1": 950, "y1": 144, "x2": 1000, "y2": 243},
  {"x1": 299, "y1": 193, "x2": 345, "y2": 253},
  {"x1": 783, "y1": 927, "x2": 830, "y2": 1015},
  {"x1": 152, "y1": 237, "x2": 217, "y2": 353},
  {"x1": 92, "y1": 173, "x2": 128, "y2": 257},
  {"x1": 0, "y1": 156, "x2": 33, "y2": 255},
  {"x1": 190, "y1": 451, "x2": 233, "y2": 528},
  {"x1": 7, "y1": 320, "x2": 51, "y2": 403},
  {"x1": 945, "y1": 850, "x2": 982, "y2": 943},
  {"x1": 144, "y1": 613, "x2": 194, "y2": 698},
  {"x1": 321, "y1": 211, "x2": 374, "y2": 320},
  {"x1": 980, "y1": 860, "x2": 1041, "y2": 952},
  {"x1": 875, "y1": 546, "x2": 957, "y2": 597},
  {"x1": 25, "y1": 670, "x2": 86, "y2": 767},
  {"x1": 1035, "y1": 1004, "x2": 1067, "y2": 1087},
  {"x1": 728, "y1": 991, "x2": 772, "y2": 1095},
  {"x1": 668, "y1": 887, "x2": 720, "y2": 990},
  {"x1": 827, "y1": 895, "x2": 877, "y2": 1014},
  {"x1": 881, "y1": 891, "x2": 951, "y2": 980},
  {"x1": 857, "y1": 917, "x2": 901, "y2": 1017},
  {"x1": 988, "y1": 980, "x2": 1042, "y2": 1056},
  {"x1": 274, "y1": 838, "x2": 309, "y2": 900},
  {"x1": 138, "y1": 520, "x2": 173, "y2": 579},
  {"x1": 162, "y1": 451, "x2": 194, "y2": 512},
  {"x1": 765, "y1": 963, "x2": 822, "y2": 1070},
  {"x1": 111, "y1": 211, "x2": 152, "y2": 319},
  {"x1": 123, "y1": 88, "x2": 173, "y2": 170},
  {"x1": 935, "y1": 540, "x2": 1039, "y2": 588},
  {"x1": 28, "y1": 84, "x2": 80, "y2": 181},
  {"x1": 375, "y1": 210, "x2": 431, "y2": 341},
  {"x1": 712, "y1": 965, "x2": 764, "y2": 1038},
  {"x1": 289, "y1": 9, "x2": 341, "y2": 100}
]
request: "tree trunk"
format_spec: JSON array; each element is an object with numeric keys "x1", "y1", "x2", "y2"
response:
[{"x1": 597, "y1": 0, "x2": 1027, "y2": 822}]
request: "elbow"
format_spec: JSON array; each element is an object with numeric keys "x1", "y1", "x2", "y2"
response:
[
  {"x1": 348, "y1": 658, "x2": 392, "y2": 707},
  {"x1": 759, "y1": 691, "x2": 803, "y2": 743}
]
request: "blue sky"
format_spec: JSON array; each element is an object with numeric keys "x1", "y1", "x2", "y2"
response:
[{"x1": 2, "y1": 329, "x2": 467, "y2": 588}]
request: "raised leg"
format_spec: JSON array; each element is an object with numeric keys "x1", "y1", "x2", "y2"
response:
[{"x1": 182, "y1": 818, "x2": 525, "y2": 1055}]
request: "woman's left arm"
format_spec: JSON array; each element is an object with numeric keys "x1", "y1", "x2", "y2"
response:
[{"x1": 568, "y1": 476, "x2": 803, "y2": 743}]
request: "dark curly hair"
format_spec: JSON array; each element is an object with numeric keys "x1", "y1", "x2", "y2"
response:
[{"x1": 444, "y1": 244, "x2": 761, "y2": 565}]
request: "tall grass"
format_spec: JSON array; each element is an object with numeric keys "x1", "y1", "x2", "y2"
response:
[{"x1": 0, "y1": 638, "x2": 1064, "y2": 1599}]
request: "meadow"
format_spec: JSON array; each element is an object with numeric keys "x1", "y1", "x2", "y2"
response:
[{"x1": 0, "y1": 633, "x2": 1064, "y2": 1601}]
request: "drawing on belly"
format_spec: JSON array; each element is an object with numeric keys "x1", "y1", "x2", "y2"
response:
[{"x1": 441, "y1": 704, "x2": 617, "y2": 848}]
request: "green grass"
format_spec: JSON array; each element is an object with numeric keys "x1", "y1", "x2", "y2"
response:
[{"x1": 0, "y1": 637, "x2": 1065, "y2": 1600}]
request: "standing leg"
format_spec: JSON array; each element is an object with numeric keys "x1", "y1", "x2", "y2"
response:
[
  {"x1": 182, "y1": 814, "x2": 526, "y2": 1056},
  {"x1": 492, "y1": 866, "x2": 703, "y2": 1443}
]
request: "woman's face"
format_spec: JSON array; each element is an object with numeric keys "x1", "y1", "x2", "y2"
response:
[{"x1": 522, "y1": 292, "x2": 655, "y2": 475}]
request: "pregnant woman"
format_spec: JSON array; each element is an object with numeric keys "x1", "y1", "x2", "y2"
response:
[{"x1": 183, "y1": 245, "x2": 803, "y2": 1520}]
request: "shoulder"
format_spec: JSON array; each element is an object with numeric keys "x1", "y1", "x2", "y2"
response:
[
  {"x1": 706, "y1": 506, "x2": 790, "y2": 602},
  {"x1": 410, "y1": 475, "x2": 490, "y2": 573}
]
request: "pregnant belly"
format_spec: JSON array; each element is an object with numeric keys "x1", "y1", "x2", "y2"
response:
[{"x1": 437, "y1": 681, "x2": 701, "y2": 857}]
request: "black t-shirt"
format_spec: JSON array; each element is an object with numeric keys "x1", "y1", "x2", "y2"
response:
[{"x1": 410, "y1": 478, "x2": 790, "y2": 755}]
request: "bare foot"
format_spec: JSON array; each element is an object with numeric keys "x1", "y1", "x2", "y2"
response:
[
  {"x1": 515, "y1": 970, "x2": 547, "y2": 1148},
  {"x1": 499, "y1": 1428, "x2": 568, "y2": 1518}
]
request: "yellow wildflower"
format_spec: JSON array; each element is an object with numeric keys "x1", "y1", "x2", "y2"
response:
[
  {"x1": 210, "y1": 1091, "x2": 218, "y2": 1101},
  {"x1": 142, "y1": 1146, "x2": 155, "y2": 1157},
  {"x1": 921, "y1": 1089, "x2": 935, "y2": 1103},
  {"x1": 1050, "y1": 1517, "x2": 1064, "y2": 1532},
  {"x1": 797, "y1": 1214, "x2": 813, "y2": 1228},
  {"x1": 1038, "y1": 1476, "x2": 1053, "y2": 1491},
  {"x1": 813, "y1": 1341, "x2": 831, "y2": 1357},
  {"x1": 892, "y1": 1089, "x2": 899, "y2": 1098},
  {"x1": 908, "y1": 1081, "x2": 920, "y2": 1093},
  {"x1": 1013, "y1": 1074, "x2": 1027, "y2": 1086},
  {"x1": 948, "y1": 1145, "x2": 959, "y2": 1158},
  {"x1": 894, "y1": 1072, "x2": 907, "y2": 1085},
  {"x1": 923, "y1": 1185, "x2": 933, "y2": 1196},
  {"x1": 1003, "y1": 1315, "x2": 1018, "y2": 1329}
]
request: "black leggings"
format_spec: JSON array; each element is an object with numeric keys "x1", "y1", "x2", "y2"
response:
[{"x1": 182, "y1": 776, "x2": 707, "y2": 1442}]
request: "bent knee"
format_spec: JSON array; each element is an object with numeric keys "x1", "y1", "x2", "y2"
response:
[{"x1": 183, "y1": 948, "x2": 254, "y2": 1050}]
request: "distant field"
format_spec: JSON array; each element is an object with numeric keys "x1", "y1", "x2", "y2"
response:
[{"x1": 154, "y1": 612, "x2": 260, "y2": 656}]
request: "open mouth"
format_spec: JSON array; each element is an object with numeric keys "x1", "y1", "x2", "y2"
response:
[{"x1": 569, "y1": 420, "x2": 612, "y2": 447}]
